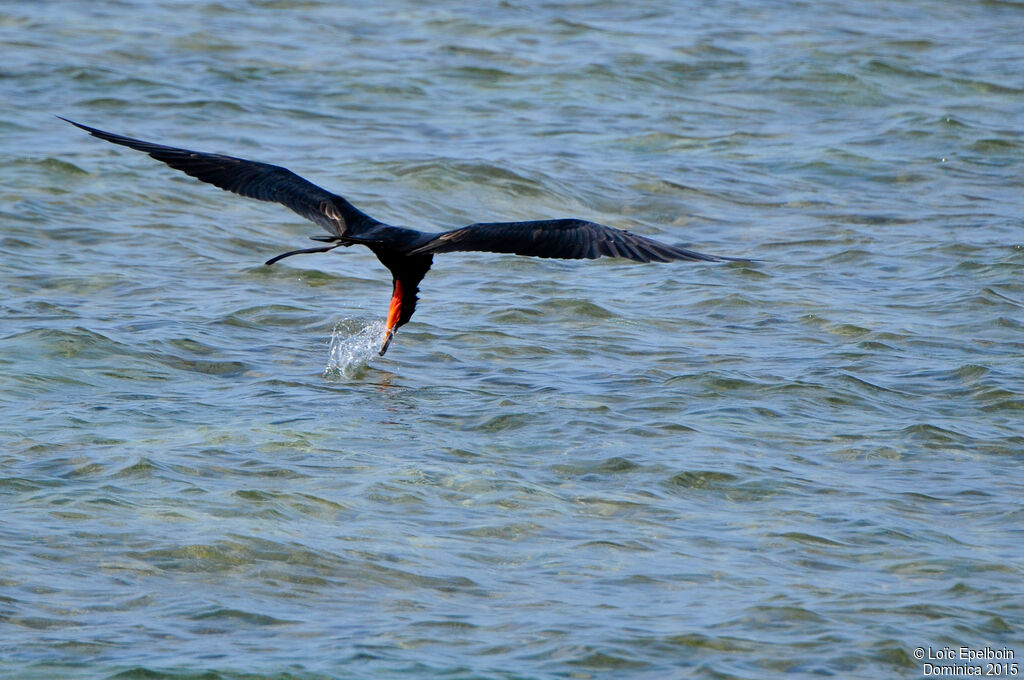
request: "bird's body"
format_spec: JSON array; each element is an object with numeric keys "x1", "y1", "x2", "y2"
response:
[{"x1": 62, "y1": 118, "x2": 741, "y2": 355}]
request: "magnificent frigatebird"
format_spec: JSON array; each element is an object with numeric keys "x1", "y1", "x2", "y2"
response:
[{"x1": 62, "y1": 118, "x2": 740, "y2": 355}]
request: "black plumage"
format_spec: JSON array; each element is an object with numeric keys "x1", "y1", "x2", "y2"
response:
[{"x1": 63, "y1": 118, "x2": 742, "y2": 355}]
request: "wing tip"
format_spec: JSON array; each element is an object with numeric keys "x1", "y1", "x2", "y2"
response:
[
  {"x1": 665, "y1": 244, "x2": 759, "y2": 264},
  {"x1": 59, "y1": 116, "x2": 131, "y2": 148},
  {"x1": 59, "y1": 115, "x2": 98, "y2": 135}
]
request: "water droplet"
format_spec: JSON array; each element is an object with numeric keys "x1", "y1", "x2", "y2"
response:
[{"x1": 323, "y1": 318, "x2": 386, "y2": 379}]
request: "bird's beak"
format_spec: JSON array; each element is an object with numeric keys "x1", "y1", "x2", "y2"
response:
[
  {"x1": 380, "y1": 279, "x2": 404, "y2": 357},
  {"x1": 379, "y1": 329, "x2": 394, "y2": 356}
]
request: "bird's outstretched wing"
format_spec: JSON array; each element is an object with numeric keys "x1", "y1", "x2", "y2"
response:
[
  {"x1": 60, "y1": 117, "x2": 379, "y2": 238},
  {"x1": 408, "y1": 218, "x2": 733, "y2": 263}
]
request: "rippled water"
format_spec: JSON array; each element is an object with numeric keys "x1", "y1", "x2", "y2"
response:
[{"x1": 2, "y1": 1, "x2": 1023, "y2": 678}]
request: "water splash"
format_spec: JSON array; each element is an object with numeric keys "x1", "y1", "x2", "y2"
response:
[{"x1": 323, "y1": 318, "x2": 386, "y2": 379}]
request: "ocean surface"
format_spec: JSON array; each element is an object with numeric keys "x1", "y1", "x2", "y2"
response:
[{"x1": 2, "y1": 1, "x2": 1022, "y2": 678}]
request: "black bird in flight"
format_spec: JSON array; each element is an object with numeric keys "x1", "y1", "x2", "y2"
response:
[{"x1": 62, "y1": 118, "x2": 741, "y2": 355}]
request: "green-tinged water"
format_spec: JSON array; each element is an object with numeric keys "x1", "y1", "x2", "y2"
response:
[{"x1": 2, "y1": 1, "x2": 1022, "y2": 678}]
